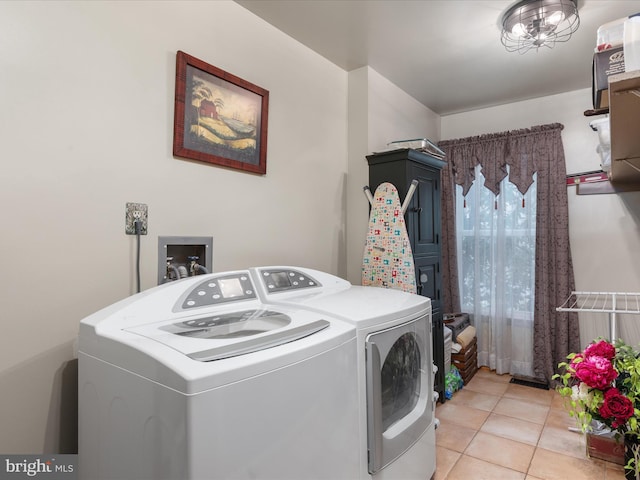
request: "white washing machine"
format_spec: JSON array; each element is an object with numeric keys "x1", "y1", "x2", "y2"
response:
[
  {"x1": 248, "y1": 267, "x2": 436, "y2": 480},
  {"x1": 78, "y1": 269, "x2": 360, "y2": 480}
]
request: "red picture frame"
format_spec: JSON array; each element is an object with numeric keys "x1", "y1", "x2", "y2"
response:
[{"x1": 173, "y1": 51, "x2": 269, "y2": 175}]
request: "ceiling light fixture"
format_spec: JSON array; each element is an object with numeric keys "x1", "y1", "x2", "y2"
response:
[{"x1": 501, "y1": 0, "x2": 580, "y2": 54}]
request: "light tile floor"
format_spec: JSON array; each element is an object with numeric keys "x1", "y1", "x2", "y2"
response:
[{"x1": 434, "y1": 368, "x2": 626, "y2": 480}]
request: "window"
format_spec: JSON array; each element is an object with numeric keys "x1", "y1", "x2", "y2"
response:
[{"x1": 455, "y1": 165, "x2": 536, "y2": 376}]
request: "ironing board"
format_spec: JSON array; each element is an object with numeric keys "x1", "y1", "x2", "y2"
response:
[{"x1": 362, "y1": 182, "x2": 416, "y2": 294}]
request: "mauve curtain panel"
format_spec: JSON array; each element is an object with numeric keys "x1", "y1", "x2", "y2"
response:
[{"x1": 439, "y1": 123, "x2": 580, "y2": 384}]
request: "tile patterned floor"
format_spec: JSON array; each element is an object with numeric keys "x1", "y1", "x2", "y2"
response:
[{"x1": 434, "y1": 368, "x2": 626, "y2": 480}]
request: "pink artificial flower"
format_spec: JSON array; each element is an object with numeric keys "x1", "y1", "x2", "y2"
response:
[
  {"x1": 574, "y1": 355, "x2": 617, "y2": 390},
  {"x1": 599, "y1": 388, "x2": 634, "y2": 428},
  {"x1": 584, "y1": 340, "x2": 616, "y2": 360},
  {"x1": 569, "y1": 353, "x2": 584, "y2": 371}
]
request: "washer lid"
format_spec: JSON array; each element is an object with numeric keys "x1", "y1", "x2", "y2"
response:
[{"x1": 125, "y1": 308, "x2": 329, "y2": 362}]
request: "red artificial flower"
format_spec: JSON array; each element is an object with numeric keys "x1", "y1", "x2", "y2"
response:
[
  {"x1": 599, "y1": 388, "x2": 635, "y2": 428},
  {"x1": 584, "y1": 340, "x2": 616, "y2": 360}
]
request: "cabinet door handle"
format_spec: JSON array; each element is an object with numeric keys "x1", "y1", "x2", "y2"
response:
[{"x1": 412, "y1": 207, "x2": 422, "y2": 213}]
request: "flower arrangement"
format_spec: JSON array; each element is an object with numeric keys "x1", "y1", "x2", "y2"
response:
[{"x1": 555, "y1": 339, "x2": 640, "y2": 477}]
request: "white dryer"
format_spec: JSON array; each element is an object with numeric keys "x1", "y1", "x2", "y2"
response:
[
  {"x1": 78, "y1": 269, "x2": 360, "y2": 480},
  {"x1": 249, "y1": 267, "x2": 436, "y2": 480}
]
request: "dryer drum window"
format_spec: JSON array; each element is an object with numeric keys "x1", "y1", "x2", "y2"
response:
[
  {"x1": 380, "y1": 332, "x2": 421, "y2": 431},
  {"x1": 365, "y1": 315, "x2": 431, "y2": 475}
]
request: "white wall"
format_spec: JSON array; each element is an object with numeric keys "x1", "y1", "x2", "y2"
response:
[
  {"x1": 441, "y1": 89, "x2": 640, "y2": 347},
  {"x1": 0, "y1": 0, "x2": 348, "y2": 453},
  {"x1": 345, "y1": 67, "x2": 440, "y2": 284}
]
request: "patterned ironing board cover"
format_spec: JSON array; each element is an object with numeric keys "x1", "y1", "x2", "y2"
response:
[{"x1": 362, "y1": 182, "x2": 416, "y2": 294}]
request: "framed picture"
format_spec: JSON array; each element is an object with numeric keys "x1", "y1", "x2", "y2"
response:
[{"x1": 173, "y1": 51, "x2": 269, "y2": 174}]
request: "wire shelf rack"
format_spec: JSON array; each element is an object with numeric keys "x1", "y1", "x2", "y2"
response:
[{"x1": 557, "y1": 292, "x2": 640, "y2": 340}]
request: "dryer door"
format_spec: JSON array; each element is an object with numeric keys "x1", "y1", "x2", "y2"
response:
[{"x1": 365, "y1": 313, "x2": 433, "y2": 474}]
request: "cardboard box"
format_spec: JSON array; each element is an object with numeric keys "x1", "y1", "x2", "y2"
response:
[
  {"x1": 586, "y1": 432, "x2": 624, "y2": 465},
  {"x1": 593, "y1": 47, "x2": 626, "y2": 109}
]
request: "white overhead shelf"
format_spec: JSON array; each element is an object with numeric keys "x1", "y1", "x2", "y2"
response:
[{"x1": 609, "y1": 70, "x2": 640, "y2": 184}]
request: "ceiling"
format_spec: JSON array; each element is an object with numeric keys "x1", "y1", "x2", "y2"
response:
[{"x1": 235, "y1": 0, "x2": 640, "y2": 115}]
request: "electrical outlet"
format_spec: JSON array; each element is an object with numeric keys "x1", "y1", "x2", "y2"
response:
[{"x1": 125, "y1": 202, "x2": 148, "y2": 235}]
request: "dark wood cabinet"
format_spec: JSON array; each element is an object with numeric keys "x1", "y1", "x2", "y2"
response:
[{"x1": 366, "y1": 148, "x2": 447, "y2": 403}]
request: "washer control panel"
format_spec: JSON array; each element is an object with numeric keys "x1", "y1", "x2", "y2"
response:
[
  {"x1": 177, "y1": 273, "x2": 256, "y2": 310},
  {"x1": 259, "y1": 269, "x2": 321, "y2": 293}
]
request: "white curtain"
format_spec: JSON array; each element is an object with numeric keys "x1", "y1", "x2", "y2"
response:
[{"x1": 456, "y1": 165, "x2": 537, "y2": 377}]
